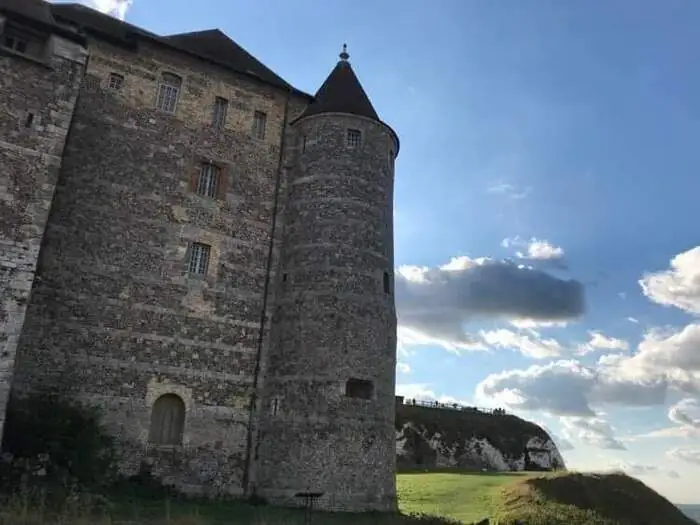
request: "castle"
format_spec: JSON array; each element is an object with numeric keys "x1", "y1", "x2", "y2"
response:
[{"x1": 0, "y1": 0, "x2": 399, "y2": 512}]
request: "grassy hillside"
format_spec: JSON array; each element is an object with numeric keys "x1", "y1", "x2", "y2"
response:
[
  {"x1": 398, "y1": 470, "x2": 529, "y2": 523},
  {"x1": 398, "y1": 469, "x2": 697, "y2": 525}
]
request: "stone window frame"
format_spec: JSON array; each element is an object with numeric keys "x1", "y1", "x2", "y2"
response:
[
  {"x1": 107, "y1": 72, "x2": 124, "y2": 91},
  {"x1": 212, "y1": 96, "x2": 228, "y2": 130},
  {"x1": 148, "y1": 393, "x2": 186, "y2": 447},
  {"x1": 195, "y1": 162, "x2": 220, "y2": 198},
  {"x1": 252, "y1": 110, "x2": 267, "y2": 140},
  {"x1": 345, "y1": 378, "x2": 374, "y2": 400},
  {"x1": 0, "y1": 21, "x2": 49, "y2": 62},
  {"x1": 189, "y1": 157, "x2": 228, "y2": 201},
  {"x1": 346, "y1": 128, "x2": 362, "y2": 149},
  {"x1": 155, "y1": 72, "x2": 182, "y2": 114},
  {"x1": 185, "y1": 242, "x2": 211, "y2": 277}
]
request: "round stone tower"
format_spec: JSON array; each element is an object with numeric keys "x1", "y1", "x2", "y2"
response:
[{"x1": 253, "y1": 46, "x2": 400, "y2": 512}]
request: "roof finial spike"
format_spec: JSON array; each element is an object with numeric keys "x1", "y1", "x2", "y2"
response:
[{"x1": 339, "y1": 43, "x2": 350, "y2": 62}]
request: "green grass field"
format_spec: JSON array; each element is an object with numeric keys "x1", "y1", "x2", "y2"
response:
[
  {"x1": 397, "y1": 469, "x2": 696, "y2": 525},
  {"x1": 1, "y1": 470, "x2": 695, "y2": 524},
  {"x1": 397, "y1": 469, "x2": 531, "y2": 523}
]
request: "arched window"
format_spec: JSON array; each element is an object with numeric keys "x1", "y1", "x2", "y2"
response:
[
  {"x1": 149, "y1": 394, "x2": 186, "y2": 445},
  {"x1": 156, "y1": 72, "x2": 182, "y2": 113}
]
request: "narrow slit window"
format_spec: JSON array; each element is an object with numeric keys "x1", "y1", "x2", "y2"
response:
[
  {"x1": 271, "y1": 397, "x2": 281, "y2": 415},
  {"x1": 24, "y1": 113, "x2": 34, "y2": 128},
  {"x1": 156, "y1": 72, "x2": 182, "y2": 113},
  {"x1": 196, "y1": 163, "x2": 220, "y2": 198},
  {"x1": 383, "y1": 272, "x2": 390, "y2": 294},
  {"x1": 212, "y1": 96, "x2": 228, "y2": 129},
  {"x1": 108, "y1": 73, "x2": 124, "y2": 90},
  {"x1": 187, "y1": 242, "x2": 211, "y2": 276},
  {"x1": 347, "y1": 129, "x2": 362, "y2": 148},
  {"x1": 253, "y1": 111, "x2": 267, "y2": 140},
  {"x1": 301, "y1": 135, "x2": 307, "y2": 153},
  {"x1": 345, "y1": 378, "x2": 374, "y2": 400}
]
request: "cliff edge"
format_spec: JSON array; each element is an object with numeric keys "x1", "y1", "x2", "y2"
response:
[{"x1": 396, "y1": 399, "x2": 565, "y2": 472}]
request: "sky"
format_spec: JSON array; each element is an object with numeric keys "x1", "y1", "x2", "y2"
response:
[{"x1": 60, "y1": 0, "x2": 700, "y2": 505}]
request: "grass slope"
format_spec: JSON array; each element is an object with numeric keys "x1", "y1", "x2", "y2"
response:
[
  {"x1": 398, "y1": 470, "x2": 529, "y2": 523},
  {"x1": 398, "y1": 469, "x2": 696, "y2": 525}
]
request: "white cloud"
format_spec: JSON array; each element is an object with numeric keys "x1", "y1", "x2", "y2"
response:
[
  {"x1": 502, "y1": 236, "x2": 566, "y2": 267},
  {"x1": 560, "y1": 416, "x2": 626, "y2": 450},
  {"x1": 487, "y1": 182, "x2": 530, "y2": 200},
  {"x1": 609, "y1": 461, "x2": 680, "y2": 479},
  {"x1": 475, "y1": 355, "x2": 669, "y2": 418},
  {"x1": 396, "y1": 255, "x2": 585, "y2": 353},
  {"x1": 626, "y1": 426, "x2": 700, "y2": 440},
  {"x1": 577, "y1": 331, "x2": 629, "y2": 355},
  {"x1": 397, "y1": 326, "x2": 487, "y2": 355},
  {"x1": 73, "y1": 0, "x2": 133, "y2": 20},
  {"x1": 395, "y1": 384, "x2": 470, "y2": 406},
  {"x1": 667, "y1": 447, "x2": 700, "y2": 465},
  {"x1": 640, "y1": 246, "x2": 700, "y2": 315},
  {"x1": 480, "y1": 328, "x2": 562, "y2": 359},
  {"x1": 668, "y1": 398, "x2": 700, "y2": 428},
  {"x1": 509, "y1": 318, "x2": 569, "y2": 330},
  {"x1": 396, "y1": 362, "x2": 411, "y2": 374},
  {"x1": 627, "y1": 317, "x2": 639, "y2": 324}
]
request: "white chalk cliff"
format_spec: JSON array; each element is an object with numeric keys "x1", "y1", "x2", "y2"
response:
[{"x1": 396, "y1": 420, "x2": 566, "y2": 472}]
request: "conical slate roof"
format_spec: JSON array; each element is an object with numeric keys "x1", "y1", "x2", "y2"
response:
[{"x1": 297, "y1": 45, "x2": 380, "y2": 122}]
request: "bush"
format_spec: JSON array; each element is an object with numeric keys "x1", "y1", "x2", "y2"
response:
[{"x1": 0, "y1": 393, "x2": 117, "y2": 490}]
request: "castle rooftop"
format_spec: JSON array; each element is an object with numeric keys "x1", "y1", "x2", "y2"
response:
[
  {"x1": 45, "y1": 2, "x2": 312, "y2": 99},
  {"x1": 297, "y1": 44, "x2": 380, "y2": 122}
]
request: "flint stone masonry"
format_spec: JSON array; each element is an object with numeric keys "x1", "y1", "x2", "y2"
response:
[
  {"x1": 11, "y1": 32, "x2": 307, "y2": 496},
  {"x1": 254, "y1": 113, "x2": 399, "y2": 512},
  {"x1": 0, "y1": 13, "x2": 87, "y2": 439},
  {"x1": 1, "y1": 0, "x2": 401, "y2": 512}
]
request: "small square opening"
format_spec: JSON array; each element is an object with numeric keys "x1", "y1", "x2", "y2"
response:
[{"x1": 345, "y1": 378, "x2": 374, "y2": 400}]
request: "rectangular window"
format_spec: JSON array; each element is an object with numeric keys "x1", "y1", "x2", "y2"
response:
[
  {"x1": 383, "y1": 271, "x2": 391, "y2": 294},
  {"x1": 108, "y1": 73, "x2": 124, "y2": 90},
  {"x1": 196, "y1": 163, "x2": 220, "y2": 198},
  {"x1": 156, "y1": 73, "x2": 182, "y2": 113},
  {"x1": 253, "y1": 111, "x2": 267, "y2": 140},
  {"x1": 345, "y1": 378, "x2": 374, "y2": 400},
  {"x1": 212, "y1": 96, "x2": 228, "y2": 129},
  {"x1": 271, "y1": 397, "x2": 281, "y2": 416},
  {"x1": 187, "y1": 242, "x2": 211, "y2": 276},
  {"x1": 347, "y1": 129, "x2": 362, "y2": 148},
  {"x1": 1, "y1": 26, "x2": 44, "y2": 58}
]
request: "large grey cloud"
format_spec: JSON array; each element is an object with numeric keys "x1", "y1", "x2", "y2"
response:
[
  {"x1": 561, "y1": 416, "x2": 626, "y2": 450},
  {"x1": 395, "y1": 256, "x2": 585, "y2": 348},
  {"x1": 475, "y1": 357, "x2": 669, "y2": 417}
]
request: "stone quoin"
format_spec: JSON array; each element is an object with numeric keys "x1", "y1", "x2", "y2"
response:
[{"x1": 0, "y1": 0, "x2": 399, "y2": 513}]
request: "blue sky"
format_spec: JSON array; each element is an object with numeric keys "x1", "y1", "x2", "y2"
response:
[{"x1": 73, "y1": 0, "x2": 700, "y2": 505}]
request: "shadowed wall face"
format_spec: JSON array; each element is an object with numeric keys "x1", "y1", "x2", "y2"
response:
[
  {"x1": 255, "y1": 113, "x2": 399, "y2": 512},
  {"x1": 10, "y1": 33, "x2": 305, "y2": 495},
  {"x1": 0, "y1": 12, "x2": 86, "y2": 440}
]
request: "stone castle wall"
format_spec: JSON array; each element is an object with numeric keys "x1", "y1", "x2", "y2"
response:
[
  {"x1": 0, "y1": 14, "x2": 86, "y2": 440},
  {"x1": 254, "y1": 113, "x2": 399, "y2": 511},
  {"x1": 11, "y1": 32, "x2": 308, "y2": 495}
]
